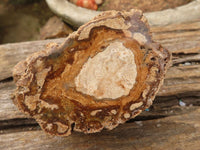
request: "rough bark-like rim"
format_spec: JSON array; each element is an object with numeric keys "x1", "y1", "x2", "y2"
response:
[
  {"x1": 12, "y1": 9, "x2": 171, "y2": 136},
  {"x1": 46, "y1": 0, "x2": 200, "y2": 27}
]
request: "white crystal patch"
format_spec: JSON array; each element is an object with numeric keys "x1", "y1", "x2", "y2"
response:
[{"x1": 75, "y1": 41, "x2": 137, "y2": 99}]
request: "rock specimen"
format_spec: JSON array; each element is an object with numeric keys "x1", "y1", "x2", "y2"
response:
[{"x1": 12, "y1": 9, "x2": 171, "y2": 136}]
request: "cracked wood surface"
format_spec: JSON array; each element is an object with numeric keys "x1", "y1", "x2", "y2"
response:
[
  {"x1": 1, "y1": 20, "x2": 200, "y2": 149},
  {"x1": 0, "y1": 107, "x2": 200, "y2": 150}
]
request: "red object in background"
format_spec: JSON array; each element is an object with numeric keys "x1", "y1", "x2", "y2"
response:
[{"x1": 76, "y1": 0, "x2": 98, "y2": 10}]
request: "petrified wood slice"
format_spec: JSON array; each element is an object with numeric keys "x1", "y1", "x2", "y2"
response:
[{"x1": 12, "y1": 9, "x2": 171, "y2": 136}]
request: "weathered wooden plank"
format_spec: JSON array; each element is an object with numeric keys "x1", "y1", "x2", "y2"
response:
[
  {"x1": 158, "y1": 64, "x2": 200, "y2": 96},
  {"x1": 0, "y1": 21, "x2": 200, "y2": 150},
  {"x1": 0, "y1": 38, "x2": 65, "y2": 81},
  {"x1": 151, "y1": 20, "x2": 200, "y2": 33},
  {"x1": 0, "y1": 107, "x2": 200, "y2": 150},
  {"x1": 0, "y1": 81, "x2": 28, "y2": 120}
]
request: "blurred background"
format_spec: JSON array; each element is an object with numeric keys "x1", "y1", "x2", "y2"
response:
[{"x1": 0, "y1": 0, "x2": 192, "y2": 44}]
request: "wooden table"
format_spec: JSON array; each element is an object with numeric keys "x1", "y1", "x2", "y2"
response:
[{"x1": 0, "y1": 20, "x2": 200, "y2": 150}]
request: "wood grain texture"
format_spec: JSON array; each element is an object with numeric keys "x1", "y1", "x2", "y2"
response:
[
  {"x1": 0, "y1": 107, "x2": 200, "y2": 150},
  {"x1": 0, "y1": 82, "x2": 28, "y2": 120},
  {"x1": 0, "y1": 38, "x2": 65, "y2": 81}
]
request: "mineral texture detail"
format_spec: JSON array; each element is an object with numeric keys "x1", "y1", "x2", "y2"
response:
[
  {"x1": 75, "y1": 41, "x2": 137, "y2": 99},
  {"x1": 12, "y1": 9, "x2": 171, "y2": 136}
]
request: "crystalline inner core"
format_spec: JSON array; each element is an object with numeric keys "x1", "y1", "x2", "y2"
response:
[{"x1": 75, "y1": 41, "x2": 137, "y2": 99}]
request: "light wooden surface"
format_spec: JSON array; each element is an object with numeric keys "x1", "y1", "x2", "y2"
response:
[{"x1": 0, "y1": 20, "x2": 200, "y2": 150}]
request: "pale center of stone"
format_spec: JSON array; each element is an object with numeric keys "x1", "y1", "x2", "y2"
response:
[{"x1": 75, "y1": 41, "x2": 137, "y2": 99}]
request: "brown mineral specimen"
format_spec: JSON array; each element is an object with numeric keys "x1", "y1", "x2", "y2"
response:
[{"x1": 12, "y1": 9, "x2": 171, "y2": 136}]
